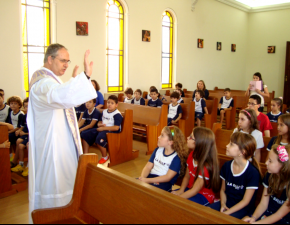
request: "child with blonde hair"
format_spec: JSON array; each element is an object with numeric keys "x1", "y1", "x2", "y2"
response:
[
  {"x1": 233, "y1": 109, "x2": 264, "y2": 162},
  {"x1": 243, "y1": 145, "x2": 290, "y2": 224},
  {"x1": 210, "y1": 132, "x2": 262, "y2": 219},
  {"x1": 172, "y1": 127, "x2": 220, "y2": 206},
  {"x1": 139, "y1": 126, "x2": 188, "y2": 192}
]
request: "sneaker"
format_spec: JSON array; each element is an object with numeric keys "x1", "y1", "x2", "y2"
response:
[
  {"x1": 11, "y1": 164, "x2": 24, "y2": 173},
  {"x1": 98, "y1": 157, "x2": 109, "y2": 165},
  {"x1": 22, "y1": 167, "x2": 29, "y2": 177}
]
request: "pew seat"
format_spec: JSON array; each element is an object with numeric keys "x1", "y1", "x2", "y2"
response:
[
  {"x1": 0, "y1": 126, "x2": 27, "y2": 199},
  {"x1": 213, "y1": 123, "x2": 271, "y2": 163},
  {"x1": 32, "y1": 154, "x2": 245, "y2": 224}
]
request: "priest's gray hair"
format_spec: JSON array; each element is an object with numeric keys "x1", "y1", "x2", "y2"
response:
[{"x1": 44, "y1": 44, "x2": 67, "y2": 63}]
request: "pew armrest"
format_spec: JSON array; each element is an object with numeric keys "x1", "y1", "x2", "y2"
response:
[{"x1": 32, "y1": 154, "x2": 99, "y2": 224}]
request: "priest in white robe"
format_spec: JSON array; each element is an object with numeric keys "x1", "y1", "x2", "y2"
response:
[{"x1": 27, "y1": 44, "x2": 97, "y2": 223}]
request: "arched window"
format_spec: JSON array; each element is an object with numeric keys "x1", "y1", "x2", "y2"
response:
[
  {"x1": 161, "y1": 11, "x2": 174, "y2": 89},
  {"x1": 22, "y1": 0, "x2": 51, "y2": 97},
  {"x1": 107, "y1": 0, "x2": 124, "y2": 92}
]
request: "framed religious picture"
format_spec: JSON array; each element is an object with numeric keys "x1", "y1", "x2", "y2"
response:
[
  {"x1": 231, "y1": 44, "x2": 236, "y2": 52},
  {"x1": 76, "y1": 22, "x2": 88, "y2": 36},
  {"x1": 197, "y1": 39, "x2": 204, "y2": 48},
  {"x1": 142, "y1": 30, "x2": 151, "y2": 42},
  {"x1": 217, "y1": 42, "x2": 222, "y2": 51},
  {"x1": 268, "y1": 46, "x2": 276, "y2": 54}
]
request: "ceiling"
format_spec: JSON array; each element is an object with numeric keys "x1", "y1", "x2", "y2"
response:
[{"x1": 235, "y1": 0, "x2": 290, "y2": 7}]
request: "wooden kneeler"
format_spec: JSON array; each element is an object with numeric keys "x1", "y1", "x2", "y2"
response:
[
  {"x1": 107, "y1": 109, "x2": 139, "y2": 167},
  {"x1": 0, "y1": 126, "x2": 27, "y2": 199}
]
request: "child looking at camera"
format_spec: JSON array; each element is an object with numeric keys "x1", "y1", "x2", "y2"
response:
[
  {"x1": 209, "y1": 132, "x2": 262, "y2": 219},
  {"x1": 148, "y1": 88, "x2": 163, "y2": 108},
  {"x1": 266, "y1": 98, "x2": 283, "y2": 123},
  {"x1": 139, "y1": 126, "x2": 188, "y2": 192},
  {"x1": 243, "y1": 145, "x2": 290, "y2": 224},
  {"x1": 167, "y1": 92, "x2": 183, "y2": 126},
  {"x1": 95, "y1": 95, "x2": 123, "y2": 164},
  {"x1": 218, "y1": 88, "x2": 234, "y2": 125},
  {"x1": 132, "y1": 89, "x2": 145, "y2": 105},
  {"x1": 194, "y1": 90, "x2": 208, "y2": 127},
  {"x1": 172, "y1": 127, "x2": 220, "y2": 206}
]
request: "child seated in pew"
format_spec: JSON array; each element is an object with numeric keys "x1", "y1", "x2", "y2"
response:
[
  {"x1": 95, "y1": 95, "x2": 123, "y2": 164},
  {"x1": 124, "y1": 87, "x2": 134, "y2": 104},
  {"x1": 266, "y1": 98, "x2": 283, "y2": 123},
  {"x1": 145, "y1": 86, "x2": 157, "y2": 100},
  {"x1": 75, "y1": 103, "x2": 86, "y2": 123},
  {"x1": 243, "y1": 145, "x2": 290, "y2": 224},
  {"x1": 267, "y1": 114, "x2": 290, "y2": 157},
  {"x1": 0, "y1": 89, "x2": 7, "y2": 105},
  {"x1": 11, "y1": 98, "x2": 29, "y2": 175},
  {"x1": 248, "y1": 95, "x2": 272, "y2": 137},
  {"x1": 209, "y1": 132, "x2": 262, "y2": 219},
  {"x1": 78, "y1": 99, "x2": 100, "y2": 133},
  {"x1": 139, "y1": 126, "x2": 188, "y2": 192},
  {"x1": 175, "y1": 83, "x2": 185, "y2": 97},
  {"x1": 193, "y1": 90, "x2": 208, "y2": 127},
  {"x1": 167, "y1": 92, "x2": 183, "y2": 126},
  {"x1": 0, "y1": 93, "x2": 11, "y2": 122},
  {"x1": 218, "y1": 88, "x2": 234, "y2": 125},
  {"x1": 158, "y1": 93, "x2": 167, "y2": 102},
  {"x1": 175, "y1": 89, "x2": 184, "y2": 103},
  {"x1": 148, "y1": 88, "x2": 163, "y2": 108},
  {"x1": 7, "y1": 96, "x2": 24, "y2": 163},
  {"x1": 172, "y1": 127, "x2": 220, "y2": 206},
  {"x1": 233, "y1": 109, "x2": 264, "y2": 162},
  {"x1": 79, "y1": 99, "x2": 101, "y2": 154},
  {"x1": 132, "y1": 89, "x2": 145, "y2": 105}
]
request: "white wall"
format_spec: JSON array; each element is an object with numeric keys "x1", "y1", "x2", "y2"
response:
[
  {"x1": 0, "y1": 0, "x2": 23, "y2": 100},
  {"x1": 0, "y1": 0, "x2": 287, "y2": 100},
  {"x1": 246, "y1": 8, "x2": 290, "y2": 97}
]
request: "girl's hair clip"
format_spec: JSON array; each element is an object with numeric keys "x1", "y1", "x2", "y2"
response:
[
  {"x1": 242, "y1": 110, "x2": 251, "y2": 118},
  {"x1": 277, "y1": 146, "x2": 289, "y2": 163},
  {"x1": 169, "y1": 126, "x2": 175, "y2": 137}
]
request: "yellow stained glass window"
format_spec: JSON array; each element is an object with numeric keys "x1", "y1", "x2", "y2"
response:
[
  {"x1": 22, "y1": 0, "x2": 50, "y2": 97},
  {"x1": 162, "y1": 11, "x2": 173, "y2": 89},
  {"x1": 107, "y1": 0, "x2": 124, "y2": 92}
]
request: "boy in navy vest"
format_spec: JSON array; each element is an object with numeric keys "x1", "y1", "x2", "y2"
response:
[
  {"x1": 148, "y1": 88, "x2": 163, "y2": 108},
  {"x1": 95, "y1": 95, "x2": 123, "y2": 164},
  {"x1": 168, "y1": 92, "x2": 183, "y2": 126},
  {"x1": 218, "y1": 88, "x2": 234, "y2": 125}
]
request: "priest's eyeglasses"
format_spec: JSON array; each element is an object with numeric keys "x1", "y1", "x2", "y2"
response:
[{"x1": 52, "y1": 57, "x2": 71, "y2": 64}]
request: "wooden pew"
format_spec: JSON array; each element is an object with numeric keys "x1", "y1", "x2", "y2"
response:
[
  {"x1": 163, "y1": 96, "x2": 192, "y2": 104},
  {"x1": 270, "y1": 122, "x2": 278, "y2": 137},
  {"x1": 32, "y1": 154, "x2": 245, "y2": 224},
  {"x1": 204, "y1": 98, "x2": 218, "y2": 129},
  {"x1": 213, "y1": 123, "x2": 271, "y2": 164},
  {"x1": 143, "y1": 91, "x2": 148, "y2": 99},
  {"x1": 214, "y1": 87, "x2": 275, "y2": 113},
  {"x1": 0, "y1": 126, "x2": 27, "y2": 199},
  {"x1": 0, "y1": 126, "x2": 16, "y2": 198},
  {"x1": 178, "y1": 102, "x2": 196, "y2": 138},
  {"x1": 106, "y1": 109, "x2": 139, "y2": 167},
  {"x1": 117, "y1": 103, "x2": 168, "y2": 155}
]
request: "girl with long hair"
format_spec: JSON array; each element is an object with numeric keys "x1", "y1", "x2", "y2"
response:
[
  {"x1": 172, "y1": 127, "x2": 220, "y2": 206},
  {"x1": 139, "y1": 126, "x2": 188, "y2": 192}
]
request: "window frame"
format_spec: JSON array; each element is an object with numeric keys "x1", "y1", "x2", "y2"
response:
[
  {"x1": 21, "y1": 0, "x2": 51, "y2": 97},
  {"x1": 106, "y1": 0, "x2": 125, "y2": 93}
]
